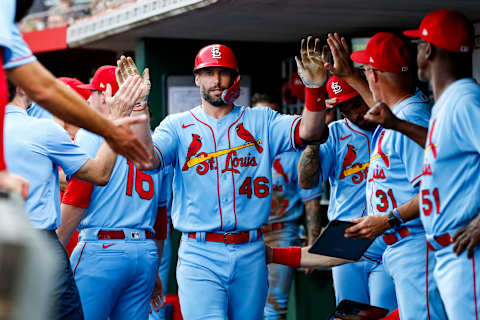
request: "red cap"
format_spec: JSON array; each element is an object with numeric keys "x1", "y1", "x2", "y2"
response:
[
  {"x1": 194, "y1": 44, "x2": 239, "y2": 73},
  {"x1": 290, "y1": 72, "x2": 305, "y2": 102},
  {"x1": 58, "y1": 77, "x2": 91, "y2": 101},
  {"x1": 78, "y1": 65, "x2": 119, "y2": 95},
  {"x1": 350, "y1": 32, "x2": 410, "y2": 74},
  {"x1": 404, "y1": 9, "x2": 474, "y2": 53},
  {"x1": 326, "y1": 76, "x2": 359, "y2": 106}
]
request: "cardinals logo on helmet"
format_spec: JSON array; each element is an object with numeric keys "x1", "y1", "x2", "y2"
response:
[
  {"x1": 183, "y1": 134, "x2": 203, "y2": 171},
  {"x1": 235, "y1": 123, "x2": 263, "y2": 153}
]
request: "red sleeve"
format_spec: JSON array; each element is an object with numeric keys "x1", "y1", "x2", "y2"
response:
[
  {"x1": 62, "y1": 177, "x2": 94, "y2": 209},
  {"x1": 0, "y1": 50, "x2": 7, "y2": 171},
  {"x1": 379, "y1": 309, "x2": 399, "y2": 320},
  {"x1": 153, "y1": 206, "x2": 168, "y2": 240},
  {"x1": 294, "y1": 119, "x2": 304, "y2": 147}
]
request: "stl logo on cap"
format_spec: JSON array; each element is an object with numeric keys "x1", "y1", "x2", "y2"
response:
[
  {"x1": 100, "y1": 83, "x2": 105, "y2": 89},
  {"x1": 331, "y1": 82, "x2": 343, "y2": 95},
  {"x1": 211, "y1": 47, "x2": 222, "y2": 59}
]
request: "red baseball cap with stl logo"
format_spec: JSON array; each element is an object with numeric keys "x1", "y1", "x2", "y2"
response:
[
  {"x1": 350, "y1": 32, "x2": 410, "y2": 74},
  {"x1": 326, "y1": 76, "x2": 359, "y2": 106},
  {"x1": 403, "y1": 9, "x2": 474, "y2": 54},
  {"x1": 78, "y1": 65, "x2": 119, "y2": 95}
]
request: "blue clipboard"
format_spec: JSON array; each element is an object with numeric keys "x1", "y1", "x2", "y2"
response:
[{"x1": 308, "y1": 220, "x2": 374, "y2": 260}]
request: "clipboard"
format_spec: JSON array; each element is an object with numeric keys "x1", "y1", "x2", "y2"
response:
[
  {"x1": 308, "y1": 220, "x2": 374, "y2": 260},
  {"x1": 329, "y1": 299, "x2": 389, "y2": 319}
]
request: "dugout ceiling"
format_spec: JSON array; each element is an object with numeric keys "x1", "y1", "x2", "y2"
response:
[{"x1": 75, "y1": 0, "x2": 480, "y2": 51}]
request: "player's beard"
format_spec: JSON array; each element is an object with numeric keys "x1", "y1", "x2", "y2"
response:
[{"x1": 201, "y1": 85, "x2": 227, "y2": 107}]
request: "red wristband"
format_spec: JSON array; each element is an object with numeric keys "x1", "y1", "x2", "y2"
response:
[
  {"x1": 272, "y1": 247, "x2": 301, "y2": 268},
  {"x1": 133, "y1": 103, "x2": 146, "y2": 112},
  {"x1": 305, "y1": 86, "x2": 326, "y2": 112}
]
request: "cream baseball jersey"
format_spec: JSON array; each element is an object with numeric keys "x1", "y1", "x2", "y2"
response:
[{"x1": 152, "y1": 105, "x2": 301, "y2": 232}]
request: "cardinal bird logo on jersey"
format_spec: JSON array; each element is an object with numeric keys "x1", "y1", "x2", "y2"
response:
[
  {"x1": 376, "y1": 130, "x2": 390, "y2": 168},
  {"x1": 182, "y1": 134, "x2": 202, "y2": 171},
  {"x1": 235, "y1": 123, "x2": 263, "y2": 153},
  {"x1": 273, "y1": 158, "x2": 289, "y2": 184},
  {"x1": 339, "y1": 145, "x2": 357, "y2": 179}
]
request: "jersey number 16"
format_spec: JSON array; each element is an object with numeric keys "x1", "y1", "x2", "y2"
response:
[{"x1": 126, "y1": 160, "x2": 154, "y2": 200}]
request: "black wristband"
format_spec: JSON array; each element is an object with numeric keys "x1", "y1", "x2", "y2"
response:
[{"x1": 387, "y1": 210, "x2": 402, "y2": 228}]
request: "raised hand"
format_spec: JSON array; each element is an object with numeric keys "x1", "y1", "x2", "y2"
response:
[
  {"x1": 116, "y1": 56, "x2": 150, "y2": 104},
  {"x1": 326, "y1": 33, "x2": 357, "y2": 80},
  {"x1": 295, "y1": 36, "x2": 328, "y2": 88},
  {"x1": 364, "y1": 102, "x2": 400, "y2": 129},
  {"x1": 106, "y1": 75, "x2": 143, "y2": 119}
]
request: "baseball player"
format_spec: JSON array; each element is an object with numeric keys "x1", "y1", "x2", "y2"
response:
[
  {"x1": 58, "y1": 64, "x2": 166, "y2": 320},
  {"x1": 136, "y1": 38, "x2": 329, "y2": 319},
  {"x1": 403, "y1": 9, "x2": 480, "y2": 320},
  {"x1": 263, "y1": 149, "x2": 323, "y2": 319},
  {"x1": 0, "y1": 1, "x2": 150, "y2": 200},
  {"x1": 3, "y1": 74, "x2": 143, "y2": 319},
  {"x1": 298, "y1": 75, "x2": 396, "y2": 311},
  {"x1": 343, "y1": 32, "x2": 447, "y2": 320}
]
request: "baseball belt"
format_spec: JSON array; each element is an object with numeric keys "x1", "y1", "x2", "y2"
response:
[
  {"x1": 426, "y1": 233, "x2": 453, "y2": 251},
  {"x1": 188, "y1": 229, "x2": 262, "y2": 244},
  {"x1": 382, "y1": 226, "x2": 411, "y2": 245}
]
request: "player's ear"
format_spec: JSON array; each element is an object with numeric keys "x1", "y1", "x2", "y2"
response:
[
  {"x1": 194, "y1": 73, "x2": 200, "y2": 87},
  {"x1": 424, "y1": 43, "x2": 433, "y2": 61}
]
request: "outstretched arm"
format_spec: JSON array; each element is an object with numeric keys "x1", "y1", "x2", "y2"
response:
[
  {"x1": 345, "y1": 194, "x2": 420, "y2": 239},
  {"x1": 6, "y1": 61, "x2": 151, "y2": 167},
  {"x1": 365, "y1": 103, "x2": 427, "y2": 147},
  {"x1": 266, "y1": 245, "x2": 353, "y2": 269},
  {"x1": 295, "y1": 36, "x2": 328, "y2": 143},
  {"x1": 326, "y1": 33, "x2": 375, "y2": 108},
  {"x1": 72, "y1": 76, "x2": 146, "y2": 186}
]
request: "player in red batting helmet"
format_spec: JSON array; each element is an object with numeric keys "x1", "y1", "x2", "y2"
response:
[{"x1": 193, "y1": 44, "x2": 241, "y2": 105}]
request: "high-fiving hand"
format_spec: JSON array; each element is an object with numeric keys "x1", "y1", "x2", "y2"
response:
[
  {"x1": 326, "y1": 33, "x2": 357, "y2": 80},
  {"x1": 295, "y1": 36, "x2": 329, "y2": 88},
  {"x1": 116, "y1": 55, "x2": 150, "y2": 104}
]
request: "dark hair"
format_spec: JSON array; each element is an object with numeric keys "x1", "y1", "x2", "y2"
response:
[
  {"x1": 15, "y1": 0, "x2": 34, "y2": 22},
  {"x1": 252, "y1": 93, "x2": 276, "y2": 106},
  {"x1": 7, "y1": 81, "x2": 17, "y2": 103}
]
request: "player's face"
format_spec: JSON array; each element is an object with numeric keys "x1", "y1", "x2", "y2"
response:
[
  {"x1": 195, "y1": 67, "x2": 233, "y2": 107},
  {"x1": 89, "y1": 90, "x2": 108, "y2": 115},
  {"x1": 338, "y1": 97, "x2": 376, "y2": 131},
  {"x1": 416, "y1": 41, "x2": 429, "y2": 82},
  {"x1": 362, "y1": 65, "x2": 379, "y2": 102}
]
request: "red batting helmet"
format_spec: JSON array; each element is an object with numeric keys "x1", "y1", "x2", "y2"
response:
[{"x1": 193, "y1": 44, "x2": 239, "y2": 73}]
